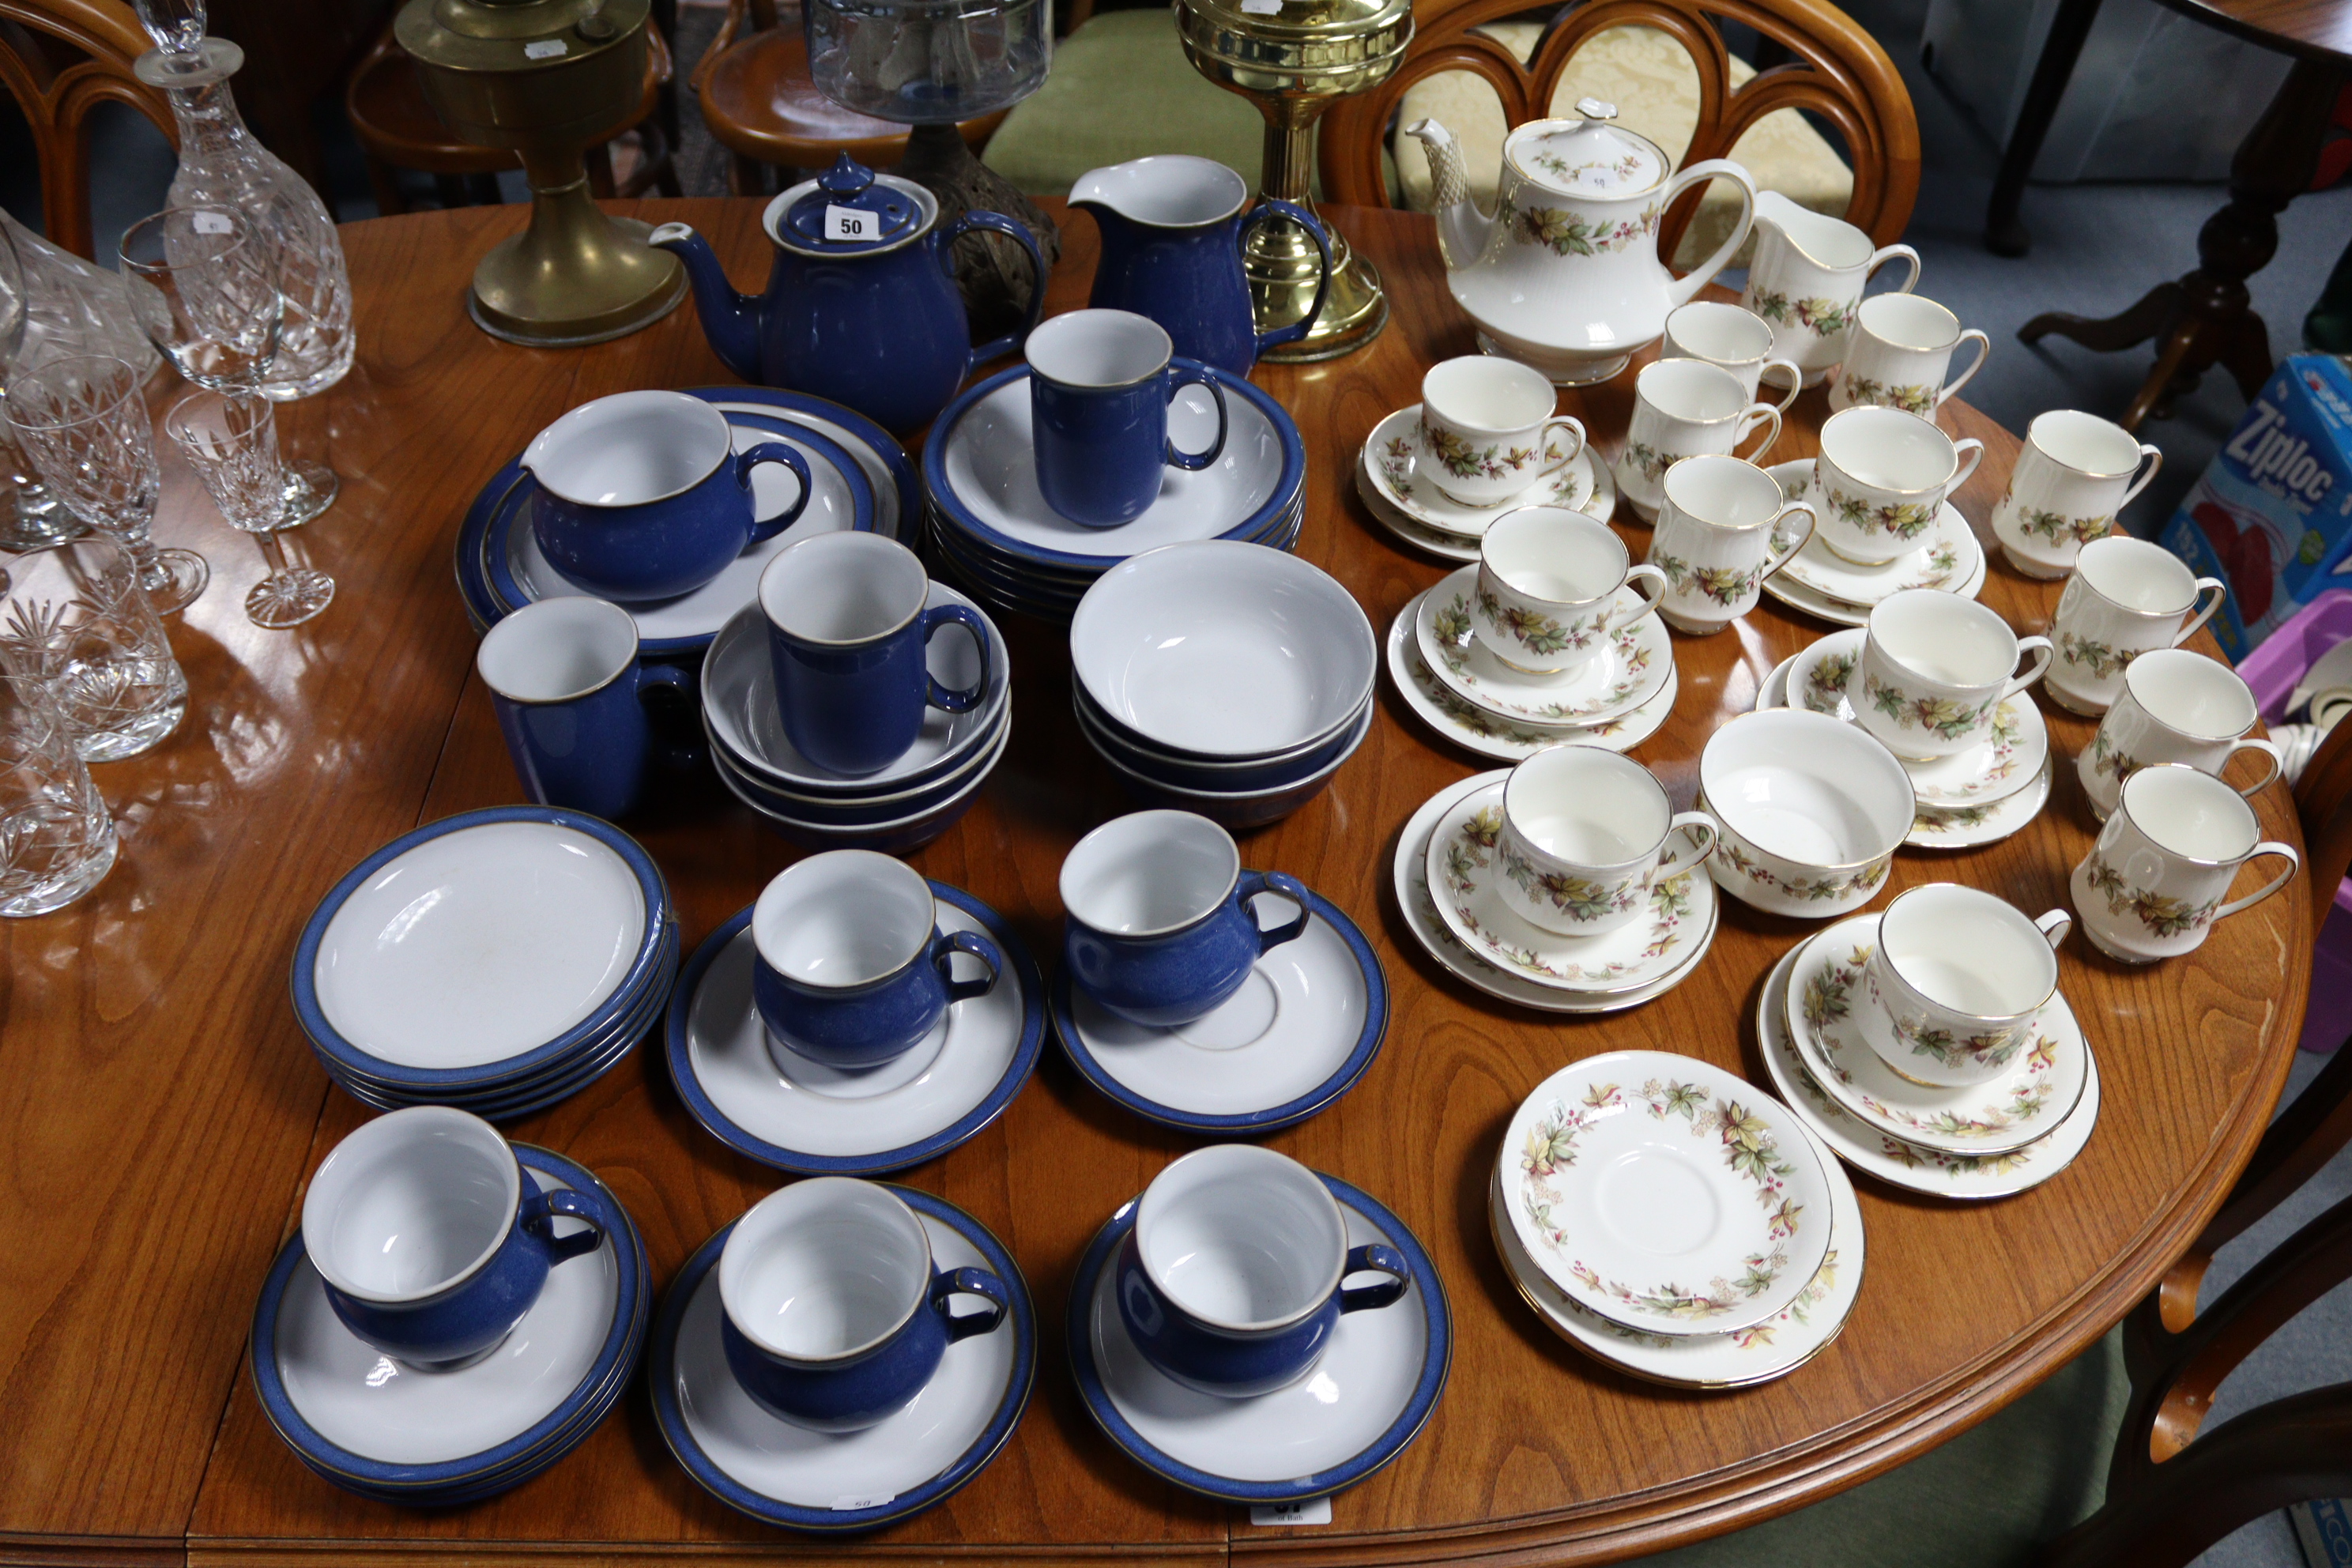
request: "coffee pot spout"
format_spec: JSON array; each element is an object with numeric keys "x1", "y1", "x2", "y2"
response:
[
  {"x1": 1404, "y1": 119, "x2": 1492, "y2": 270},
  {"x1": 646, "y1": 221, "x2": 763, "y2": 383}
]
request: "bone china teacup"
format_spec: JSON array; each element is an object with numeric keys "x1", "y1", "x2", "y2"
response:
[
  {"x1": 1827, "y1": 292, "x2": 1990, "y2": 417},
  {"x1": 1472, "y1": 507, "x2": 1668, "y2": 675},
  {"x1": 2069, "y1": 763, "x2": 2299, "y2": 964},
  {"x1": 301, "y1": 1105, "x2": 618, "y2": 1368},
  {"x1": 1989, "y1": 409, "x2": 2163, "y2": 579},
  {"x1": 1416, "y1": 356, "x2": 1588, "y2": 509},
  {"x1": 1615, "y1": 357, "x2": 1782, "y2": 522},
  {"x1": 1496, "y1": 744, "x2": 1717, "y2": 937},
  {"x1": 1860, "y1": 884, "x2": 2071, "y2": 1087},
  {"x1": 2045, "y1": 535, "x2": 2228, "y2": 716},
  {"x1": 1811, "y1": 404, "x2": 1984, "y2": 565},
  {"x1": 1645, "y1": 453, "x2": 1816, "y2": 635},
  {"x1": 718, "y1": 1178, "x2": 1009, "y2": 1432},
  {"x1": 1849, "y1": 589, "x2": 2053, "y2": 760},
  {"x1": 2078, "y1": 648, "x2": 2282, "y2": 820},
  {"x1": 1660, "y1": 300, "x2": 1801, "y2": 409}
]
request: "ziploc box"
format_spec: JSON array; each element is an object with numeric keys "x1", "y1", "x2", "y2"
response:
[{"x1": 2159, "y1": 353, "x2": 2352, "y2": 662}]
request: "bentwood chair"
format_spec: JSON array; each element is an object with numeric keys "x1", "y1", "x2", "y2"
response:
[{"x1": 0, "y1": 0, "x2": 175, "y2": 258}]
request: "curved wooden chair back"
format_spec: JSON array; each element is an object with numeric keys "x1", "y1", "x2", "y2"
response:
[
  {"x1": 1317, "y1": 0, "x2": 1919, "y2": 258},
  {"x1": 0, "y1": 0, "x2": 175, "y2": 259}
]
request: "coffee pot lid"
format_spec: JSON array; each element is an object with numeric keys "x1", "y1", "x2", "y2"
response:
[
  {"x1": 1513, "y1": 99, "x2": 1665, "y2": 196},
  {"x1": 782, "y1": 155, "x2": 922, "y2": 252}
]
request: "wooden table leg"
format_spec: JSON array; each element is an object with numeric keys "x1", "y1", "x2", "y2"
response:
[
  {"x1": 1983, "y1": 0, "x2": 2108, "y2": 257},
  {"x1": 2019, "y1": 57, "x2": 2343, "y2": 432}
]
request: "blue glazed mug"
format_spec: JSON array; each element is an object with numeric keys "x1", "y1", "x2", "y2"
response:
[
  {"x1": 1115, "y1": 1145, "x2": 1409, "y2": 1398},
  {"x1": 477, "y1": 597, "x2": 698, "y2": 820},
  {"x1": 300, "y1": 1106, "x2": 616, "y2": 1369},
  {"x1": 719, "y1": 1178, "x2": 1010, "y2": 1432},
  {"x1": 524, "y1": 390, "x2": 812, "y2": 604},
  {"x1": 1060, "y1": 809, "x2": 1309, "y2": 1028},
  {"x1": 1025, "y1": 309, "x2": 1231, "y2": 528},
  {"x1": 760, "y1": 533, "x2": 989, "y2": 777},
  {"x1": 752, "y1": 850, "x2": 1003, "y2": 1069}
]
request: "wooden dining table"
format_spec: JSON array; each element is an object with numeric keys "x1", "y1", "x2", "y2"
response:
[{"x1": 0, "y1": 197, "x2": 2310, "y2": 1567}]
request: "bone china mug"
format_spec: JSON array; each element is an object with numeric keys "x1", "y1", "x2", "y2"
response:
[
  {"x1": 761, "y1": 532, "x2": 990, "y2": 776},
  {"x1": 1859, "y1": 884, "x2": 2071, "y2": 1087},
  {"x1": 1811, "y1": 404, "x2": 1984, "y2": 565},
  {"x1": 2078, "y1": 648, "x2": 2282, "y2": 820},
  {"x1": 1416, "y1": 356, "x2": 1588, "y2": 509},
  {"x1": 1828, "y1": 292, "x2": 1990, "y2": 417},
  {"x1": 477, "y1": 597, "x2": 695, "y2": 821},
  {"x1": 1660, "y1": 300, "x2": 1801, "y2": 409},
  {"x1": 1027, "y1": 308, "x2": 1230, "y2": 527},
  {"x1": 719, "y1": 1178, "x2": 1009, "y2": 1432},
  {"x1": 1114, "y1": 1144, "x2": 1410, "y2": 1397},
  {"x1": 2070, "y1": 763, "x2": 2299, "y2": 964},
  {"x1": 1472, "y1": 506, "x2": 1668, "y2": 675},
  {"x1": 1849, "y1": 589, "x2": 2054, "y2": 760},
  {"x1": 1060, "y1": 809, "x2": 1310, "y2": 1028},
  {"x1": 524, "y1": 390, "x2": 812, "y2": 604},
  {"x1": 2045, "y1": 535, "x2": 2228, "y2": 716},
  {"x1": 302, "y1": 1106, "x2": 616, "y2": 1368},
  {"x1": 1497, "y1": 743, "x2": 1718, "y2": 937},
  {"x1": 1615, "y1": 357, "x2": 1783, "y2": 522},
  {"x1": 1989, "y1": 409, "x2": 2162, "y2": 580},
  {"x1": 752, "y1": 850, "x2": 1003, "y2": 1069},
  {"x1": 1646, "y1": 453, "x2": 1817, "y2": 635}
]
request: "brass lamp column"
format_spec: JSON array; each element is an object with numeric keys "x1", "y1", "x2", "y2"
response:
[
  {"x1": 1174, "y1": 0, "x2": 1411, "y2": 362},
  {"x1": 396, "y1": 0, "x2": 687, "y2": 346}
]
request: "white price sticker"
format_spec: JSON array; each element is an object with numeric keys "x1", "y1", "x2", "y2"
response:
[
  {"x1": 523, "y1": 37, "x2": 567, "y2": 57},
  {"x1": 1250, "y1": 1498, "x2": 1332, "y2": 1526},
  {"x1": 1240, "y1": 0, "x2": 1284, "y2": 14},
  {"x1": 190, "y1": 210, "x2": 233, "y2": 235},
  {"x1": 825, "y1": 205, "x2": 880, "y2": 243},
  {"x1": 830, "y1": 1492, "x2": 895, "y2": 1511}
]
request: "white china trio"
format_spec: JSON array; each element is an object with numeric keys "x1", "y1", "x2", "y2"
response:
[{"x1": 262, "y1": 104, "x2": 2294, "y2": 1521}]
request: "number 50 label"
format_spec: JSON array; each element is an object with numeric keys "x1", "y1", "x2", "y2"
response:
[{"x1": 825, "y1": 205, "x2": 876, "y2": 243}]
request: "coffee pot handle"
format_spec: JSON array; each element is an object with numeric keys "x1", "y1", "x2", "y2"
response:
[
  {"x1": 1663, "y1": 160, "x2": 1756, "y2": 307},
  {"x1": 1867, "y1": 244, "x2": 1922, "y2": 293},
  {"x1": 931, "y1": 928, "x2": 1004, "y2": 1005},
  {"x1": 945, "y1": 212, "x2": 1048, "y2": 368},
  {"x1": 739, "y1": 443, "x2": 815, "y2": 545},
  {"x1": 2226, "y1": 737, "x2": 2286, "y2": 797},
  {"x1": 1938, "y1": 330, "x2": 1992, "y2": 405},
  {"x1": 1237, "y1": 869, "x2": 1313, "y2": 954},
  {"x1": 2001, "y1": 635, "x2": 2055, "y2": 703},
  {"x1": 1337, "y1": 1244, "x2": 1412, "y2": 1314},
  {"x1": 2033, "y1": 908, "x2": 2073, "y2": 950},
  {"x1": 2174, "y1": 579, "x2": 2229, "y2": 646},
  {"x1": 2120, "y1": 443, "x2": 2165, "y2": 508},
  {"x1": 2214, "y1": 842, "x2": 2301, "y2": 922},
  {"x1": 930, "y1": 1266, "x2": 1011, "y2": 1343},
  {"x1": 1242, "y1": 200, "x2": 1332, "y2": 354},
  {"x1": 1732, "y1": 403, "x2": 1782, "y2": 464},
  {"x1": 1163, "y1": 358, "x2": 1229, "y2": 473},
  {"x1": 1759, "y1": 501, "x2": 1817, "y2": 580}
]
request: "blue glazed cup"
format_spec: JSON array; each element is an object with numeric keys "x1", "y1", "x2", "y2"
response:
[
  {"x1": 1025, "y1": 309, "x2": 1230, "y2": 528},
  {"x1": 752, "y1": 850, "x2": 1003, "y2": 1069},
  {"x1": 477, "y1": 597, "x2": 698, "y2": 820},
  {"x1": 719, "y1": 1178, "x2": 1009, "y2": 1432},
  {"x1": 1060, "y1": 809, "x2": 1309, "y2": 1028},
  {"x1": 524, "y1": 390, "x2": 812, "y2": 604},
  {"x1": 1115, "y1": 1144, "x2": 1409, "y2": 1398},
  {"x1": 760, "y1": 533, "x2": 990, "y2": 778},
  {"x1": 300, "y1": 1106, "x2": 616, "y2": 1369}
]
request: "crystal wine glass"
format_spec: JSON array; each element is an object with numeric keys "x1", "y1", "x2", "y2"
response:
[
  {"x1": 0, "y1": 640, "x2": 118, "y2": 918},
  {"x1": 5, "y1": 355, "x2": 209, "y2": 613},
  {"x1": 163, "y1": 390, "x2": 332, "y2": 628},
  {"x1": 0, "y1": 217, "x2": 82, "y2": 552}
]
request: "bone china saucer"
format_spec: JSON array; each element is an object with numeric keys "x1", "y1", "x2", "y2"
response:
[
  {"x1": 1362, "y1": 405, "x2": 1613, "y2": 539},
  {"x1": 1762, "y1": 461, "x2": 1978, "y2": 604},
  {"x1": 1786, "y1": 629, "x2": 2050, "y2": 808},
  {"x1": 1501, "y1": 1050, "x2": 1835, "y2": 1335},
  {"x1": 1762, "y1": 464, "x2": 1985, "y2": 628},
  {"x1": 1416, "y1": 567, "x2": 1672, "y2": 727},
  {"x1": 1908, "y1": 752, "x2": 2056, "y2": 849},
  {"x1": 1782, "y1": 915, "x2": 2091, "y2": 1155},
  {"x1": 1389, "y1": 594, "x2": 1680, "y2": 762}
]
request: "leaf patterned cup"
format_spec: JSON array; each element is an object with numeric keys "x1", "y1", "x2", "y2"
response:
[
  {"x1": 1645, "y1": 453, "x2": 1815, "y2": 635},
  {"x1": 1495, "y1": 743, "x2": 1717, "y2": 937},
  {"x1": 1612, "y1": 358, "x2": 1782, "y2": 522},
  {"x1": 1988, "y1": 409, "x2": 2162, "y2": 581},
  {"x1": 2045, "y1": 535, "x2": 2227, "y2": 716},
  {"x1": 1472, "y1": 506, "x2": 1668, "y2": 675},
  {"x1": 1848, "y1": 589, "x2": 2053, "y2": 761},
  {"x1": 1416, "y1": 356, "x2": 1588, "y2": 509},
  {"x1": 1826, "y1": 293, "x2": 1989, "y2": 418},
  {"x1": 2076, "y1": 648, "x2": 2282, "y2": 820},
  {"x1": 2069, "y1": 764, "x2": 2297, "y2": 965},
  {"x1": 1810, "y1": 404, "x2": 1984, "y2": 566},
  {"x1": 1860, "y1": 883, "x2": 2071, "y2": 1087}
]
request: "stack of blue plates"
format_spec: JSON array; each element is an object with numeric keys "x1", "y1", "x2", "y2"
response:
[
  {"x1": 292, "y1": 808, "x2": 677, "y2": 1118},
  {"x1": 699, "y1": 587, "x2": 1012, "y2": 854},
  {"x1": 923, "y1": 365, "x2": 1306, "y2": 623}
]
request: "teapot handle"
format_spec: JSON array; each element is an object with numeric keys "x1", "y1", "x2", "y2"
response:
[
  {"x1": 1664, "y1": 160, "x2": 1758, "y2": 308},
  {"x1": 1242, "y1": 201, "x2": 1332, "y2": 353},
  {"x1": 943, "y1": 212, "x2": 1048, "y2": 369}
]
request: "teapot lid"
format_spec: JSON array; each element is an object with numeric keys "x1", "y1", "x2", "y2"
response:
[
  {"x1": 1510, "y1": 100, "x2": 1665, "y2": 197},
  {"x1": 781, "y1": 154, "x2": 922, "y2": 252}
]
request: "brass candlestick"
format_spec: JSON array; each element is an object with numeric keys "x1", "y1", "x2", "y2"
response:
[
  {"x1": 396, "y1": 0, "x2": 686, "y2": 347},
  {"x1": 1174, "y1": 0, "x2": 1411, "y2": 362}
]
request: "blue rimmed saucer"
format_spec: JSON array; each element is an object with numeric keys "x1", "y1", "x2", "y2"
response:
[
  {"x1": 688, "y1": 385, "x2": 917, "y2": 541},
  {"x1": 1050, "y1": 884, "x2": 1388, "y2": 1136},
  {"x1": 649, "y1": 1186, "x2": 1035, "y2": 1532},
  {"x1": 250, "y1": 1146, "x2": 646, "y2": 1502},
  {"x1": 665, "y1": 883, "x2": 1043, "y2": 1175},
  {"x1": 1067, "y1": 1173, "x2": 1449, "y2": 1505}
]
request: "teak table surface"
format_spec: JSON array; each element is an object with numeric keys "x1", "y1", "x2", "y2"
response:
[{"x1": 0, "y1": 200, "x2": 2309, "y2": 1568}]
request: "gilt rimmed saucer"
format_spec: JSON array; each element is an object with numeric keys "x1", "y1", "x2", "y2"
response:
[
  {"x1": 1762, "y1": 463, "x2": 1985, "y2": 627},
  {"x1": 1361, "y1": 405, "x2": 1615, "y2": 540},
  {"x1": 1909, "y1": 752, "x2": 2055, "y2": 849},
  {"x1": 1487, "y1": 1124, "x2": 1861, "y2": 1388},
  {"x1": 1756, "y1": 942, "x2": 2101, "y2": 1198},
  {"x1": 1416, "y1": 567, "x2": 1672, "y2": 727},
  {"x1": 1066, "y1": 1174, "x2": 1449, "y2": 1504},
  {"x1": 1755, "y1": 650, "x2": 1796, "y2": 713},
  {"x1": 1394, "y1": 774, "x2": 1717, "y2": 1016},
  {"x1": 1763, "y1": 461, "x2": 1980, "y2": 604},
  {"x1": 1389, "y1": 594, "x2": 1679, "y2": 761},
  {"x1": 650, "y1": 1188, "x2": 1035, "y2": 1533},
  {"x1": 665, "y1": 885, "x2": 1044, "y2": 1175},
  {"x1": 1501, "y1": 1051, "x2": 1834, "y2": 1335},
  {"x1": 1783, "y1": 916, "x2": 2090, "y2": 1155},
  {"x1": 1425, "y1": 780, "x2": 1716, "y2": 997},
  {"x1": 1785, "y1": 629, "x2": 2049, "y2": 808}
]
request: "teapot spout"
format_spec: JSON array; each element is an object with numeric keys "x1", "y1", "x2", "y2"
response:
[
  {"x1": 1404, "y1": 119, "x2": 1492, "y2": 270},
  {"x1": 647, "y1": 221, "x2": 762, "y2": 383}
]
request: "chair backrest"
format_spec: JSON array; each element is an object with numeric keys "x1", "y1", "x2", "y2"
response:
[
  {"x1": 1317, "y1": 0, "x2": 1918, "y2": 258},
  {"x1": 0, "y1": 0, "x2": 176, "y2": 259}
]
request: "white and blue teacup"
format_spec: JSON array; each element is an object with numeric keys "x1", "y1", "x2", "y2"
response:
[
  {"x1": 1027, "y1": 308, "x2": 1230, "y2": 528},
  {"x1": 523, "y1": 390, "x2": 812, "y2": 604},
  {"x1": 1115, "y1": 1145, "x2": 1409, "y2": 1398},
  {"x1": 477, "y1": 597, "x2": 695, "y2": 820},
  {"x1": 760, "y1": 533, "x2": 989, "y2": 778},
  {"x1": 718, "y1": 1178, "x2": 1009, "y2": 1432},
  {"x1": 752, "y1": 850, "x2": 1003, "y2": 1069},
  {"x1": 300, "y1": 1106, "x2": 616, "y2": 1369},
  {"x1": 1060, "y1": 810, "x2": 1309, "y2": 1029}
]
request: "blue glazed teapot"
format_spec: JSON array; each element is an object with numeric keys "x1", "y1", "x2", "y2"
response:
[{"x1": 650, "y1": 155, "x2": 1044, "y2": 435}]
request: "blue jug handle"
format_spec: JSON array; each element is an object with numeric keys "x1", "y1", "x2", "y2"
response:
[
  {"x1": 1242, "y1": 201, "x2": 1331, "y2": 354},
  {"x1": 942, "y1": 212, "x2": 1048, "y2": 369}
]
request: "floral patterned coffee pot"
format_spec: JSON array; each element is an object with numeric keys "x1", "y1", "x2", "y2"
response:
[{"x1": 1407, "y1": 100, "x2": 1757, "y2": 386}]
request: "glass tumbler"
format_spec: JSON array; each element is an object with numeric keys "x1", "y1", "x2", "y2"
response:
[
  {"x1": 164, "y1": 390, "x2": 333, "y2": 628},
  {"x1": 0, "y1": 644, "x2": 117, "y2": 917},
  {"x1": 0, "y1": 534, "x2": 188, "y2": 761}
]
